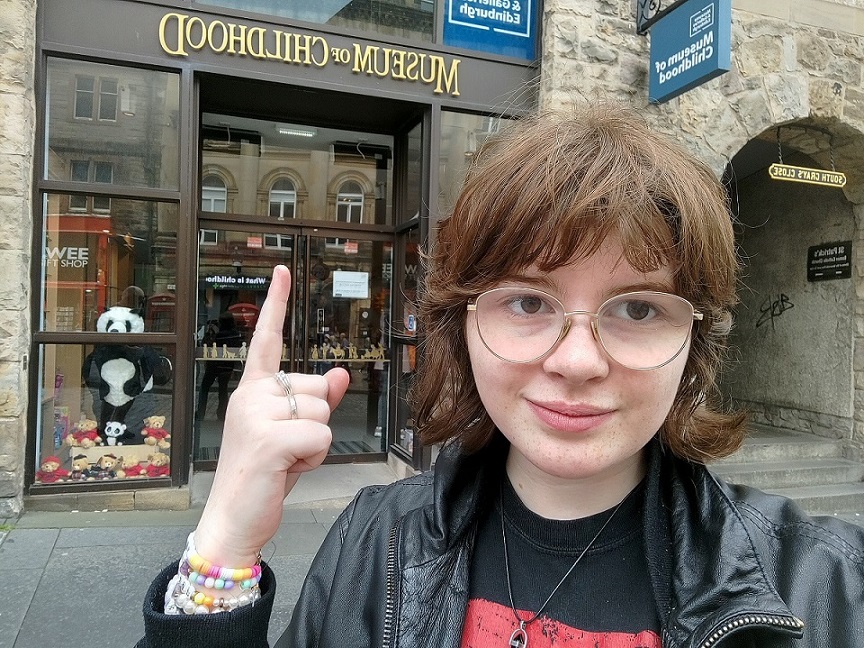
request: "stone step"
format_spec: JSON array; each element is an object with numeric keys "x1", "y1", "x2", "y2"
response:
[
  {"x1": 763, "y1": 483, "x2": 864, "y2": 515},
  {"x1": 713, "y1": 424, "x2": 843, "y2": 464},
  {"x1": 711, "y1": 458, "x2": 864, "y2": 490}
]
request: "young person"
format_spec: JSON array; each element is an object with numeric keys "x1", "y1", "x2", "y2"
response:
[{"x1": 140, "y1": 104, "x2": 864, "y2": 647}]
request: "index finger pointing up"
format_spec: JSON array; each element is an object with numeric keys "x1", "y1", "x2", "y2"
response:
[{"x1": 242, "y1": 265, "x2": 291, "y2": 381}]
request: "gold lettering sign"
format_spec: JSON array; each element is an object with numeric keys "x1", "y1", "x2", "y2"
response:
[
  {"x1": 769, "y1": 163, "x2": 846, "y2": 188},
  {"x1": 158, "y1": 12, "x2": 460, "y2": 97}
]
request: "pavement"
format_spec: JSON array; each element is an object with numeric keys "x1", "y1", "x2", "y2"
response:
[{"x1": 0, "y1": 462, "x2": 400, "y2": 648}]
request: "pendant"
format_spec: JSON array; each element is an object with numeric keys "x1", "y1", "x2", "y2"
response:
[{"x1": 509, "y1": 624, "x2": 528, "y2": 648}]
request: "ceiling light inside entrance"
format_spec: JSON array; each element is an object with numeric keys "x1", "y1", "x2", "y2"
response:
[{"x1": 276, "y1": 124, "x2": 317, "y2": 137}]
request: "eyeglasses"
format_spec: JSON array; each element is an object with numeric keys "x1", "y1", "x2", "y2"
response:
[{"x1": 467, "y1": 286, "x2": 703, "y2": 370}]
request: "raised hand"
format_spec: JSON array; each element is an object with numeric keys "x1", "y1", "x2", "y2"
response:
[{"x1": 194, "y1": 265, "x2": 350, "y2": 567}]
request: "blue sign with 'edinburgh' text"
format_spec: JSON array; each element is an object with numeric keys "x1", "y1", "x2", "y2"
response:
[
  {"x1": 649, "y1": 0, "x2": 731, "y2": 103},
  {"x1": 443, "y1": 0, "x2": 537, "y2": 61}
]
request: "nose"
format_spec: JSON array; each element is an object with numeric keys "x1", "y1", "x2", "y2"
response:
[{"x1": 540, "y1": 313, "x2": 610, "y2": 381}]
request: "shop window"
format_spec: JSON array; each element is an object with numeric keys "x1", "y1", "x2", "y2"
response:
[
  {"x1": 202, "y1": 175, "x2": 228, "y2": 212},
  {"x1": 194, "y1": 0, "x2": 433, "y2": 42},
  {"x1": 438, "y1": 111, "x2": 512, "y2": 218},
  {"x1": 41, "y1": 194, "x2": 178, "y2": 333},
  {"x1": 47, "y1": 59, "x2": 180, "y2": 190},
  {"x1": 269, "y1": 178, "x2": 296, "y2": 219},
  {"x1": 34, "y1": 343, "x2": 175, "y2": 485}
]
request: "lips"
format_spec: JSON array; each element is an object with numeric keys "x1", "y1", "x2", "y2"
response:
[{"x1": 527, "y1": 400, "x2": 614, "y2": 433}]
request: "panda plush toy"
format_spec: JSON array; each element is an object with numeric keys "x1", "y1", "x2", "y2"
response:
[{"x1": 82, "y1": 306, "x2": 171, "y2": 442}]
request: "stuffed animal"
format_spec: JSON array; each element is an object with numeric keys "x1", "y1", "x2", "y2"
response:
[
  {"x1": 115, "y1": 455, "x2": 146, "y2": 479},
  {"x1": 70, "y1": 454, "x2": 94, "y2": 481},
  {"x1": 64, "y1": 417, "x2": 102, "y2": 449},
  {"x1": 141, "y1": 415, "x2": 171, "y2": 450},
  {"x1": 81, "y1": 306, "x2": 172, "y2": 433},
  {"x1": 103, "y1": 421, "x2": 133, "y2": 446},
  {"x1": 145, "y1": 451, "x2": 170, "y2": 478},
  {"x1": 93, "y1": 454, "x2": 118, "y2": 480},
  {"x1": 36, "y1": 455, "x2": 69, "y2": 483}
]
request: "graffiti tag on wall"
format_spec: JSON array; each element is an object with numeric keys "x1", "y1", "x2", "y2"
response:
[{"x1": 756, "y1": 294, "x2": 794, "y2": 329}]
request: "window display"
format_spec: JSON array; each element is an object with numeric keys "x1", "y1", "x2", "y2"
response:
[{"x1": 35, "y1": 343, "x2": 175, "y2": 484}]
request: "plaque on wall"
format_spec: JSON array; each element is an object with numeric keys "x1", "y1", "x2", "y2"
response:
[{"x1": 807, "y1": 241, "x2": 851, "y2": 282}]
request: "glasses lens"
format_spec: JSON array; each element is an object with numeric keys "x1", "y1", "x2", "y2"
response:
[
  {"x1": 474, "y1": 287, "x2": 564, "y2": 362},
  {"x1": 597, "y1": 292, "x2": 695, "y2": 369}
]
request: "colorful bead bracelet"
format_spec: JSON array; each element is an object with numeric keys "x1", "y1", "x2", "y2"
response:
[
  {"x1": 180, "y1": 532, "x2": 262, "y2": 590},
  {"x1": 166, "y1": 572, "x2": 261, "y2": 615}
]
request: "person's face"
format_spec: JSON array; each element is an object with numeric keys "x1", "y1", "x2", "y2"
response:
[{"x1": 466, "y1": 238, "x2": 690, "y2": 491}]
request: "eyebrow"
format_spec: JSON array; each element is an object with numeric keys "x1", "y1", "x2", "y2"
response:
[{"x1": 501, "y1": 274, "x2": 676, "y2": 294}]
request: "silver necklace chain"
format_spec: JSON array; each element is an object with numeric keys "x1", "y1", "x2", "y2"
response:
[{"x1": 500, "y1": 483, "x2": 630, "y2": 648}]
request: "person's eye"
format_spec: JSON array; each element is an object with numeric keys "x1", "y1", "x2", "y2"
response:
[
  {"x1": 608, "y1": 298, "x2": 660, "y2": 321},
  {"x1": 503, "y1": 293, "x2": 553, "y2": 316}
]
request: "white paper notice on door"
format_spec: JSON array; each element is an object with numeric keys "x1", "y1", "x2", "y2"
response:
[{"x1": 332, "y1": 271, "x2": 369, "y2": 299}]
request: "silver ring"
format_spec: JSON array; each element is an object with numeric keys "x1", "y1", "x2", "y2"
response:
[
  {"x1": 275, "y1": 371, "x2": 299, "y2": 420},
  {"x1": 274, "y1": 370, "x2": 293, "y2": 397}
]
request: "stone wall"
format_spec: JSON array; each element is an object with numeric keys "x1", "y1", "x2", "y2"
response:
[
  {"x1": 541, "y1": 0, "x2": 864, "y2": 456},
  {"x1": 0, "y1": 0, "x2": 36, "y2": 517}
]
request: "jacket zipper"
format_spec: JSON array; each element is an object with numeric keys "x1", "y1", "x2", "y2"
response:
[
  {"x1": 697, "y1": 612, "x2": 805, "y2": 647},
  {"x1": 381, "y1": 519, "x2": 401, "y2": 648}
]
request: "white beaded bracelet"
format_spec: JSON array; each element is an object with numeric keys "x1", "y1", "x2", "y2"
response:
[{"x1": 164, "y1": 572, "x2": 261, "y2": 615}]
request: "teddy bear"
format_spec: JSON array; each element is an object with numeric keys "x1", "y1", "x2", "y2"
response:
[
  {"x1": 69, "y1": 454, "x2": 94, "y2": 481},
  {"x1": 141, "y1": 415, "x2": 171, "y2": 450},
  {"x1": 35, "y1": 455, "x2": 70, "y2": 483},
  {"x1": 115, "y1": 455, "x2": 146, "y2": 479},
  {"x1": 64, "y1": 416, "x2": 102, "y2": 449},
  {"x1": 103, "y1": 421, "x2": 133, "y2": 446},
  {"x1": 145, "y1": 451, "x2": 170, "y2": 478},
  {"x1": 93, "y1": 454, "x2": 118, "y2": 480}
]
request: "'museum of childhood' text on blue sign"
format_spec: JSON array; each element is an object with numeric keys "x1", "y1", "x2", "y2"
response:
[
  {"x1": 443, "y1": 0, "x2": 536, "y2": 60},
  {"x1": 649, "y1": 0, "x2": 731, "y2": 103}
]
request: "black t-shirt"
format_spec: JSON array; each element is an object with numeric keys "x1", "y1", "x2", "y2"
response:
[{"x1": 460, "y1": 476, "x2": 660, "y2": 648}]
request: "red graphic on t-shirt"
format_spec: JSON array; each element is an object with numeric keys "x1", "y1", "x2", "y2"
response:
[{"x1": 460, "y1": 599, "x2": 661, "y2": 648}]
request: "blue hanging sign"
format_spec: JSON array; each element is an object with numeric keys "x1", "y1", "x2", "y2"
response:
[
  {"x1": 443, "y1": 0, "x2": 537, "y2": 61},
  {"x1": 649, "y1": 0, "x2": 731, "y2": 103}
]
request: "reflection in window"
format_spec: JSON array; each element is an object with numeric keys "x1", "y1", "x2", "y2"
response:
[
  {"x1": 336, "y1": 181, "x2": 363, "y2": 224},
  {"x1": 195, "y1": 0, "x2": 433, "y2": 42},
  {"x1": 47, "y1": 59, "x2": 180, "y2": 190},
  {"x1": 202, "y1": 175, "x2": 227, "y2": 212},
  {"x1": 41, "y1": 194, "x2": 178, "y2": 333},
  {"x1": 69, "y1": 160, "x2": 114, "y2": 212},
  {"x1": 74, "y1": 75, "x2": 118, "y2": 121},
  {"x1": 269, "y1": 178, "x2": 296, "y2": 219},
  {"x1": 264, "y1": 233, "x2": 292, "y2": 249},
  {"x1": 438, "y1": 112, "x2": 512, "y2": 218}
]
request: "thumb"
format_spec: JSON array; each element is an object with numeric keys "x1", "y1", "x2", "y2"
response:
[{"x1": 323, "y1": 368, "x2": 351, "y2": 411}]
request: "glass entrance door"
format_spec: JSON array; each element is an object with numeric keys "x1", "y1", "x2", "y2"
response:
[{"x1": 193, "y1": 226, "x2": 392, "y2": 466}]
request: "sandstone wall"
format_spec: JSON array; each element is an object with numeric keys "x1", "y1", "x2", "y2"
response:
[{"x1": 0, "y1": 0, "x2": 36, "y2": 517}]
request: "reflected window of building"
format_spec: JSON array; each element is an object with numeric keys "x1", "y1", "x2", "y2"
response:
[
  {"x1": 269, "y1": 178, "x2": 296, "y2": 219},
  {"x1": 34, "y1": 343, "x2": 175, "y2": 485},
  {"x1": 199, "y1": 229, "x2": 219, "y2": 246},
  {"x1": 336, "y1": 181, "x2": 364, "y2": 224},
  {"x1": 201, "y1": 113, "x2": 393, "y2": 226},
  {"x1": 194, "y1": 0, "x2": 433, "y2": 42},
  {"x1": 438, "y1": 111, "x2": 510, "y2": 218},
  {"x1": 264, "y1": 233, "x2": 292, "y2": 249},
  {"x1": 202, "y1": 175, "x2": 228, "y2": 212},
  {"x1": 69, "y1": 161, "x2": 114, "y2": 212},
  {"x1": 41, "y1": 194, "x2": 178, "y2": 333},
  {"x1": 74, "y1": 76, "x2": 118, "y2": 121},
  {"x1": 47, "y1": 59, "x2": 180, "y2": 190}
]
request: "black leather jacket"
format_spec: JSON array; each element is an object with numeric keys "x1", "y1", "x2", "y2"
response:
[{"x1": 141, "y1": 436, "x2": 864, "y2": 647}]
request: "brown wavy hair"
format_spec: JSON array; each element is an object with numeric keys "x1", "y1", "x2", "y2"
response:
[{"x1": 413, "y1": 103, "x2": 746, "y2": 463}]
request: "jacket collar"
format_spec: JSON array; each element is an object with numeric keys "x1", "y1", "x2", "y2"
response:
[{"x1": 644, "y1": 441, "x2": 801, "y2": 647}]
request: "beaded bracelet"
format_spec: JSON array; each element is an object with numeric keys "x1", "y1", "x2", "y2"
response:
[
  {"x1": 164, "y1": 533, "x2": 263, "y2": 616},
  {"x1": 181, "y1": 532, "x2": 262, "y2": 591},
  {"x1": 166, "y1": 572, "x2": 261, "y2": 615}
]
